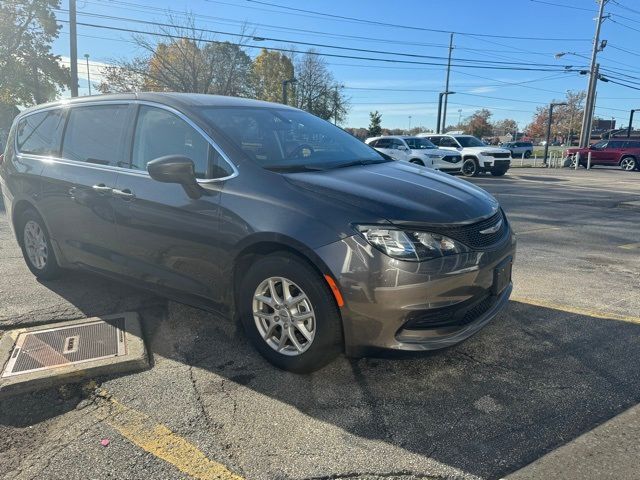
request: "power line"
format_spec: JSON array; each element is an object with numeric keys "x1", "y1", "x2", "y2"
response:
[
  {"x1": 55, "y1": 8, "x2": 580, "y2": 69},
  {"x1": 54, "y1": 18, "x2": 582, "y2": 73},
  {"x1": 529, "y1": 0, "x2": 595, "y2": 12},
  {"x1": 216, "y1": 0, "x2": 592, "y2": 41}
]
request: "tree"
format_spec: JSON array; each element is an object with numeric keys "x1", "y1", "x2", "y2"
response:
[
  {"x1": 493, "y1": 119, "x2": 518, "y2": 137},
  {"x1": 526, "y1": 90, "x2": 585, "y2": 141},
  {"x1": 0, "y1": 0, "x2": 69, "y2": 135},
  {"x1": 368, "y1": 111, "x2": 382, "y2": 137},
  {"x1": 98, "y1": 16, "x2": 253, "y2": 96},
  {"x1": 464, "y1": 109, "x2": 493, "y2": 138},
  {"x1": 252, "y1": 49, "x2": 294, "y2": 103},
  {"x1": 292, "y1": 50, "x2": 349, "y2": 123}
]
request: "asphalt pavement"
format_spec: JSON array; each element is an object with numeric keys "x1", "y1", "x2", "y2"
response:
[{"x1": 1, "y1": 166, "x2": 639, "y2": 480}]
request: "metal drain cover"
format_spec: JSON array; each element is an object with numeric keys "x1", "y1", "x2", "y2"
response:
[{"x1": 0, "y1": 313, "x2": 148, "y2": 398}]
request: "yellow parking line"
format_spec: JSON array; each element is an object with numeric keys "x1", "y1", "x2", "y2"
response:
[
  {"x1": 511, "y1": 296, "x2": 640, "y2": 325},
  {"x1": 94, "y1": 390, "x2": 243, "y2": 480},
  {"x1": 619, "y1": 242, "x2": 640, "y2": 250}
]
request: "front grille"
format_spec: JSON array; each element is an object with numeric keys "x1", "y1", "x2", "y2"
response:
[
  {"x1": 442, "y1": 155, "x2": 462, "y2": 163},
  {"x1": 431, "y1": 210, "x2": 507, "y2": 249},
  {"x1": 404, "y1": 294, "x2": 497, "y2": 329},
  {"x1": 493, "y1": 152, "x2": 511, "y2": 159}
]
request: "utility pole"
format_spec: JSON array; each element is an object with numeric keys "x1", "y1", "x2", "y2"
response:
[
  {"x1": 579, "y1": 0, "x2": 607, "y2": 147},
  {"x1": 69, "y1": 0, "x2": 78, "y2": 97},
  {"x1": 436, "y1": 91, "x2": 455, "y2": 133},
  {"x1": 333, "y1": 86, "x2": 339, "y2": 125},
  {"x1": 627, "y1": 109, "x2": 637, "y2": 138},
  {"x1": 544, "y1": 102, "x2": 567, "y2": 165},
  {"x1": 441, "y1": 33, "x2": 454, "y2": 133}
]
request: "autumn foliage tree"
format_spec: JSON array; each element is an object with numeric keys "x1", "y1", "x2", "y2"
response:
[
  {"x1": 464, "y1": 109, "x2": 493, "y2": 138},
  {"x1": 252, "y1": 49, "x2": 294, "y2": 103},
  {"x1": 526, "y1": 90, "x2": 585, "y2": 141}
]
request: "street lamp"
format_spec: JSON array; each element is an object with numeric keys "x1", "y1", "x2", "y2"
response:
[
  {"x1": 84, "y1": 53, "x2": 91, "y2": 96},
  {"x1": 281, "y1": 78, "x2": 297, "y2": 105},
  {"x1": 436, "y1": 91, "x2": 455, "y2": 134},
  {"x1": 554, "y1": 51, "x2": 591, "y2": 61},
  {"x1": 627, "y1": 109, "x2": 639, "y2": 138},
  {"x1": 408, "y1": 115, "x2": 412, "y2": 132},
  {"x1": 457, "y1": 108, "x2": 462, "y2": 126},
  {"x1": 543, "y1": 102, "x2": 567, "y2": 165}
]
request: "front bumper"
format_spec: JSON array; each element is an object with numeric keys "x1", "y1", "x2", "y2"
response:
[{"x1": 315, "y1": 227, "x2": 516, "y2": 355}]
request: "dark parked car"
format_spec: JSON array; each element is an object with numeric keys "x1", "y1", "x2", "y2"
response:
[
  {"x1": 565, "y1": 139, "x2": 640, "y2": 171},
  {"x1": 0, "y1": 93, "x2": 516, "y2": 372}
]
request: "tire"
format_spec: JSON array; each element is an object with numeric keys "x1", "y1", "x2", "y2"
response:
[
  {"x1": 490, "y1": 168, "x2": 508, "y2": 176},
  {"x1": 237, "y1": 254, "x2": 343, "y2": 373},
  {"x1": 619, "y1": 156, "x2": 637, "y2": 171},
  {"x1": 409, "y1": 158, "x2": 425, "y2": 166},
  {"x1": 461, "y1": 158, "x2": 479, "y2": 177},
  {"x1": 17, "y1": 209, "x2": 62, "y2": 280},
  {"x1": 524, "y1": 150, "x2": 532, "y2": 159}
]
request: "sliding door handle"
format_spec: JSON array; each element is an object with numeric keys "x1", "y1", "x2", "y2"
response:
[
  {"x1": 112, "y1": 188, "x2": 135, "y2": 200},
  {"x1": 91, "y1": 184, "x2": 112, "y2": 194}
]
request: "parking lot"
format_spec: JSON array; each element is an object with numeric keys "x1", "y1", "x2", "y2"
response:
[{"x1": 1, "y1": 167, "x2": 639, "y2": 480}]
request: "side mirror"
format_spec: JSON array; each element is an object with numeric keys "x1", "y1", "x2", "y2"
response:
[
  {"x1": 399, "y1": 145, "x2": 409, "y2": 151},
  {"x1": 147, "y1": 155, "x2": 202, "y2": 199}
]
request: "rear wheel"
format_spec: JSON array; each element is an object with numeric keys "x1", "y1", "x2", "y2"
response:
[
  {"x1": 524, "y1": 150, "x2": 532, "y2": 159},
  {"x1": 461, "y1": 158, "x2": 479, "y2": 177},
  {"x1": 620, "y1": 156, "x2": 637, "y2": 171},
  {"x1": 238, "y1": 254, "x2": 343, "y2": 373},
  {"x1": 18, "y1": 209, "x2": 62, "y2": 280}
]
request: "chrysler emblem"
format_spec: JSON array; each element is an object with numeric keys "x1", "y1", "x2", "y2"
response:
[{"x1": 479, "y1": 219, "x2": 502, "y2": 235}]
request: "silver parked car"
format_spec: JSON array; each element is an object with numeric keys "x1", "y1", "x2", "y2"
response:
[{"x1": 365, "y1": 136, "x2": 463, "y2": 173}]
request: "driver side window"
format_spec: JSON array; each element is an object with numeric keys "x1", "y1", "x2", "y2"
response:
[{"x1": 131, "y1": 106, "x2": 232, "y2": 179}]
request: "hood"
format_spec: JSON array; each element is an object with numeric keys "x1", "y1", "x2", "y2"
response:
[
  {"x1": 461, "y1": 146, "x2": 511, "y2": 154},
  {"x1": 284, "y1": 161, "x2": 499, "y2": 227}
]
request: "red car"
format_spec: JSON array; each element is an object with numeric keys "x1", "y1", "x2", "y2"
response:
[{"x1": 566, "y1": 139, "x2": 640, "y2": 171}]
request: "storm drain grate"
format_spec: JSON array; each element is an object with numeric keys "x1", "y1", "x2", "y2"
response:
[{"x1": 1, "y1": 318, "x2": 126, "y2": 378}]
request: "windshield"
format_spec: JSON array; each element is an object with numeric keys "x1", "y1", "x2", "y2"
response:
[
  {"x1": 199, "y1": 107, "x2": 388, "y2": 172},
  {"x1": 454, "y1": 136, "x2": 486, "y2": 148},
  {"x1": 404, "y1": 137, "x2": 437, "y2": 149}
]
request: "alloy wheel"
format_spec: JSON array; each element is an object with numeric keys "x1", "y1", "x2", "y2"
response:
[
  {"x1": 620, "y1": 157, "x2": 636, "y2": 171},
  {"x1": 252, "y1": 277, "x2": 316, "y2": 356},
  {"x1": 23, "y1": 220, "x2": 48, "y2": 270}
]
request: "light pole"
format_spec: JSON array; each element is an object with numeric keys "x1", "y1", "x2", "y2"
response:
[
  {"x1": 84, "y1": 53, "x2": 91, "y2": 96},
  {"x1": 457, "y1": 108, "x2": 462, "y2": 126},
  {"x1": 627, "y1": 109, "x2": 639, "y2": 138},
  {"x1": 543, "y1": 102, "x2": 567, "y2": 165},
  {"x1": 408, "y1": 115, "x2": 412, "y2": 132},
  {"x1": 281, "y1": 78, "x2": 296, "y2": 105},
  {"x1": 436, "y1": 91, "x2": 455, "y2": 133},
  {"x1": 69, "y1": 0, "x2": 78, "y2": 97}
]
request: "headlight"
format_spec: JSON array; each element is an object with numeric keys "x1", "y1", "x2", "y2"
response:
[
  {"x1": 425, "y1": 153, "x2": 444, "y2": 159},
  {"x1": 480, "y1": 151, "x2": 493, "y2": 156},
  {"x1": 356, "y1": 226, "x2": 468, "y2": 261}
]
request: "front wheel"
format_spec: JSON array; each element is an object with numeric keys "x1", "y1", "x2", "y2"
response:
[
  {"x1": 620, "y1": 156, "x2": 637, "y2": 171},
  {"x1": 490, "y1": 168, "x2": 508, "y2": 176},
  {"x1": 18, "y1": 209, "x2": 62, "y2": 280},
  {"x1": 238, "y1": 254, "x2": 343, "y2": 373},
  {"x1": 461, "y1": 158, "x2": 479, "y2": 177}
]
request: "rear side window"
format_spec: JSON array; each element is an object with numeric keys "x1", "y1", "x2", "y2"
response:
[
  {"x1": 62, "y1": 105, "x2": 130, "y2": 166},
  {"x1": 608, "y1": 141, "x2": 624, "y2": 148},
  {"x1": 624, "y1": 141, "x2": 640, "y2": 148},
  {"x1": 16, "y1": 109, "x2": 65, "y2": 156},
  {"x1": 131, "y1": 106, "x2": 231, "y2": 179}
]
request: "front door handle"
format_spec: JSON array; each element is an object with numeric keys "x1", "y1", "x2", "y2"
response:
[
  {"x1": 112, "y1": 188, "x2": 135, "y2": 200},
  {"x1": 92, "y1": 184, "x2": 112, "y2": 194}
]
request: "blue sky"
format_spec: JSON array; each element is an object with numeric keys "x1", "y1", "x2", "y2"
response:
[{"x1": 51, "y1": 0, "x2": 640, "y2": 129}]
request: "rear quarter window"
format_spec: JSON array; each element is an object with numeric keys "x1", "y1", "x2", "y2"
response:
[{"x1": 16, "y1": 109, "x2": 65, "y2": 156}]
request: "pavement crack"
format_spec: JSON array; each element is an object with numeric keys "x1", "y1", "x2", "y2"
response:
[{"x1": 187, "y1": 363, "x2": 214, "y2": 431}]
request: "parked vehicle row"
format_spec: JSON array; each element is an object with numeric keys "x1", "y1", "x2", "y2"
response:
[
  {"x1": 565, "y1": 139, "x2": 640, "y2": 171},
  {"x1": 1, "y1": 93, "x2": 515, "y2": 372},
  {"x1": 501, "y1": 141, "x2": 534, "y2": 159}
]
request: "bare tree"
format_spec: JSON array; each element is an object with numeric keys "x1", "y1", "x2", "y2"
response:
[{"x1": 98, "y1": 14, "x2": 254, "y2": 96}]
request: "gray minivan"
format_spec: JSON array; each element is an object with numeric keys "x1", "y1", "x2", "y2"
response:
[{"x1": 1, "y1": 93, "x2": 515, "y2": 372}]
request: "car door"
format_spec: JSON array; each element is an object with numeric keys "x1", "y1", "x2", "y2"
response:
[
  {"x1": 373, "y1": 138, "x2": 395, "y2": 158},
  {"x1": 605, "y1": 140, "x2": 625, "y2": 165},
  {"x1": 588, "y1": 141, "x2": 609, "y2": 164},
  {"x1": 390, "y1": 138, "x2": 410, "y2": 161},
  {"x1": 39, "y1": 102, "x2": 134, "y2": 275},
  {"x1": 112, "y1": 103, "x2": 233, "y2": 307}
]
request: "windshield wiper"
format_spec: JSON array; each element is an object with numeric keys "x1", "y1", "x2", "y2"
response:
[
  {"x1": 264, "y1": 164, "x2": 326, "y2": 173},
  {"x1": 330, "y1": 159, "x2": 388, "y2": 169}
]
